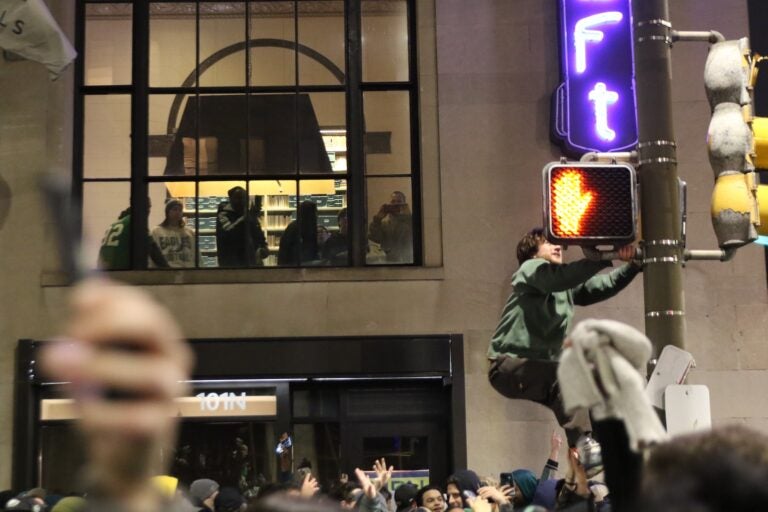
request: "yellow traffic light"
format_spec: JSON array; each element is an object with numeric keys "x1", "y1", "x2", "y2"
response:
[
  {"x1": 746, "y1": 52, "x2": 768, "y2": 242},
  {"x1": 711, "y1": 172, "x2": 759, "y2": 246},
  {"x1": 543, "y1": 162, "x2": 637, "y2": 245},
  {"x1": 752, "y1": 117, "x2": 768, "y2": 170},
  {"x1": 758, "y1": 184, "x2": 768, "y2": 237},
  {"x1": 704, "y1": 37, "x2": 759, "y2": 248}
]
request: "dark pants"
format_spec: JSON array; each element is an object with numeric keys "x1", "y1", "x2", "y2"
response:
[
  {"x1": 488, "y1": 355, "x2": 582, "y2": 446},
  {"x1": 591, "y1": 418, "x2": 642, "y2": 512}
]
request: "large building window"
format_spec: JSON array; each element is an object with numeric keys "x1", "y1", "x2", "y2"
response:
[{"x1": 75, "y1": 0, "x2": 421, "y2": 270}]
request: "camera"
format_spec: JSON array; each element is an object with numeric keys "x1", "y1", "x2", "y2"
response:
[
  {"x1": 382, "y1": 203, "x2": 400, "y2": 214},
  {"x1": 275, "y1": 435, "x2": 292, "y2": 455},
  {"x1": 576, "y1": 434, "x2": 603, "y2": 478}
]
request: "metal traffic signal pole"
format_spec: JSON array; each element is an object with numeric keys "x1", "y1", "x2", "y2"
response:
[{"x1": 632, "y1": 0, "x2": 687, "y2": 352}]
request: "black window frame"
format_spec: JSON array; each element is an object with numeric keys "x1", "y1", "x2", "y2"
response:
[{"x1": 73, "y1": 0, "x2": 423, "y2": 270}]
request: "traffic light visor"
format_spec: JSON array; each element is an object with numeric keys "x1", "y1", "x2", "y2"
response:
[{"x1": 543, "y1": 162, "x2": 637, "y2": 244}]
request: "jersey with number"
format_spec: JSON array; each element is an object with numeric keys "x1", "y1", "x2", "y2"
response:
[{"x1": 98, "y1": 214, "x2": 131, "y2": 269}]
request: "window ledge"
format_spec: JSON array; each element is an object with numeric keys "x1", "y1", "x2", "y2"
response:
[{"x1": 40, "y1": 266, "x2": 445, "y2": 287}]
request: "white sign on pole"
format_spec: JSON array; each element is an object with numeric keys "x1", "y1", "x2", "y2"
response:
[
  {"x1": 646, "y1": 345, "x2": 695, "y2": 409},
  {"x1": 665, "y1": 384, "x2": 712, "y2": 436}
]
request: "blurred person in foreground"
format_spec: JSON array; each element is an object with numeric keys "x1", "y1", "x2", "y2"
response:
[
  {"x1": 636, "y1": 423, "x2": 768, "y2": 511},
  {"x1": 40, "y1": 279, "x2": 193, "y2": 512}
]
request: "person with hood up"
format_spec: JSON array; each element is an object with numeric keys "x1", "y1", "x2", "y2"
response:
[
  {"x1": 190, "y1": 478, "x2": 220, "y2": 512},
  {"x1": 214, "y1": 487, "x2": 246, "y2": 512},
  {"x1": 507, "y1": 470, "x2": 537, "y2": 510},
  {"x1": 446, "y1": 469, "x2": 481, "y2": 510},
  {"x1": 216, "y1": 186, "x2": 269, "y2": 267}
]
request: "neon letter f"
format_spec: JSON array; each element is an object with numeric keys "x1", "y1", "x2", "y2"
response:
[{"x1": 574, "y1": 12, "x2": 623, "y2": 73}]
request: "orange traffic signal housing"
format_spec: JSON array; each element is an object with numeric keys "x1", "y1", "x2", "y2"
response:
[{"x1": 543, "y1": 162, "x2": 637, "y2": 245}]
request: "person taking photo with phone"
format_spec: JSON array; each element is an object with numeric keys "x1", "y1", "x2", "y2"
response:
[{"x1": 368, "y1": 191, "x2": 413, "y2": 264}]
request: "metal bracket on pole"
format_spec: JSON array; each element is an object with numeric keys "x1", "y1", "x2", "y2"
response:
[
  {"x1": 646, "y1": 310, "x2": 686, "y2": 318},
  {"x1": 637, "y1": 34, "x2": 674, "y2": 46},
  {"x1": 683, "y1": 248, "x2": 737, "y2": 262},
  {"x1": 636, "y1": 140, "x2": 677, "y2": 165},
  {"x1": 637, "y1": 19, "x2": 672, "y2": 29},
  {"x1": 644, "y1": 255, "x2": 680, "y2": 264},
  {"x1": 638, "y1": 156, "x2": 677, "y2": 165},
  {"x1": 636, "y1": 140, "x2": 677, "y2": 158},
  {"x1": 637, "y1": 140, "x2": 677, "y2": 149},
  {"x1": 643, "y1": 239, "x2": 682, "y2": 247},
  {"x1": 638, "y1": 241, "x2": 736, "y2": 262},
  {"x1": 582, "y1": 246, "x2": 642, "y2": 263},
  {"x1": 671, "y1": 30, "x2": 725, "y2": 44},
  {"x1": 636, "y1": 19, "x2": 674, "y2": 46},
  {"x1": 579, "y1": 151, "x2": 638, "y2": 164}
]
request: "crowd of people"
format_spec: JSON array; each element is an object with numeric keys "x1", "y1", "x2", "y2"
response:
[
  {"x1": 30, "y1": 225, "x2": 768, "y2": 511},
  {"x1": 6, "y1": 419, "x2": 768, "y2": 512},
  {"x1": 0, "y1": 435, "x2": 599, "y2": 512},
  {"x1": 98, "y1": 188, "x2": 413, "y2": 269}
]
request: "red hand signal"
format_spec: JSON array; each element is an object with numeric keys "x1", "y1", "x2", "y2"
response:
[{"x1": 552, "y1": 170, "x2": 594, "y2": 236}]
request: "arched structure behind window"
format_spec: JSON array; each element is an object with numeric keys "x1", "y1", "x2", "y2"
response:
[{"x1": 166, "y1": 38, "x2": 345, "y2": 136}]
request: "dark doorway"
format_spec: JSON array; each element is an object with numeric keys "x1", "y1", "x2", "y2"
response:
[
  {"x1": 14, "y1": 335, "x2": 465, "y2": 490},
  {"x1": 172, "y1": 420, "x2": 275, "y2": 498},
  {"x1": 345, "y1": 421, "x2": 448, "y2": 485}
]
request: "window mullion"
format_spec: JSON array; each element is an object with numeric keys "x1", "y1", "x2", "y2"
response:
[
  {"x1": 407, "y1": 0, "x2": 422, "y2": 265},
  {"x1": 73, "y1": 0, "x2": 87, "y2": 241},
  {"x1": 345, "y1": 0, "x2": 365, "y2": 266},
  {"x1": 131, "y1": 0, "x2": 150, "y2": 269}
]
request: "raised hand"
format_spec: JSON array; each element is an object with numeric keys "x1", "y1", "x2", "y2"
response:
[
  {"x1": 372, "y1": 457, "x2": 394, "y2": 490},
  {"x1": 478, "y1": 485, "x2": 510, "y2": 505},
  {"x1": 500, "y1": 484, "x2": 515, "y2": 500},
  {"x1": 468, "y1": 496, "x2": 492, "y2": 512},
  {"x1": 355, "y1": 468, "x2": 378, "y2": 499},
  {"x1": 300, "y1": 473, "x2": 320, "y2": 497},
  {"x1": 550, "y1": 429, "x2": 564, "y2": 460},
  {"x1": 40, "y1": 279, "x2": 193, "y2": 511},
  {"x1": 617, "y1": 243, "x2": 636, "y2": 262},
  {"x1": 566, "y1": 447, "x2": 590, "y2": 498}
]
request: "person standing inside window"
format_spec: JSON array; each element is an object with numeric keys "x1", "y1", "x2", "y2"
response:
[
  {"x1": 278, "y1": 200, "x2": 320, "y2": 266},
  {"x1": 321, "y1": 207, "x2": 348, "y2": 265},
  {"x1": 368, "y1": 191, "x2": 413, "y2": 264},
  {"x1": 216, "y1": 186, "x2": 269, "y2": 267},
  {"x1": 98, "y1": 199, "x2": 169, "y2": 270},
  {"x1": 151, "y1": 198, "x2": 194, "y2": 268}
]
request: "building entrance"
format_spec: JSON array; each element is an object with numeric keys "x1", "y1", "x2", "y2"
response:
[{"x1": 14, "y1": 335, "x2": 466, "y2": 492}]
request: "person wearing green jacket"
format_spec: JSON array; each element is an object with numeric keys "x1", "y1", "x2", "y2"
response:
[
  {"x1": 98, "y1": 206, "x2": 169, "y2": 270},
  {"x1": 487, "y1": 228, "x2": 641, "y2": 444}
]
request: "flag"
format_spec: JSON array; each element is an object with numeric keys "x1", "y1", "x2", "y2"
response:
[{"x1": 0, "y1": 0, "x2": 77, "y2": 80}]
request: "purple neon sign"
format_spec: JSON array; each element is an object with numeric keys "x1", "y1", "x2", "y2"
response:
[{"x1": 553, "y1": 0, "x2": 638, "y2": 155}]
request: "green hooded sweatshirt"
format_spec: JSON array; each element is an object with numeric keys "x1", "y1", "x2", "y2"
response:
[{"x1": 487, "y1": 257, "x2": 641, "y2": 361}]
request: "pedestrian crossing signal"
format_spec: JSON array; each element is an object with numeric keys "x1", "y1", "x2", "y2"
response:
[{"x1": 543, "y1": 162, "x2": 637, "y2": 245}]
